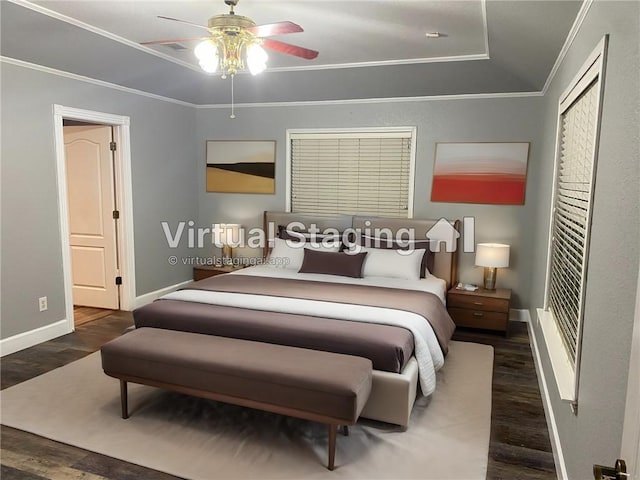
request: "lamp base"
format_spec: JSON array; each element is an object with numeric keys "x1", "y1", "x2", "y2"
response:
[
  {"x1": 483, "y1": 267, "x2": 497, "y2": 290},
  {"x1": 222, "y1": 245, "x2": 233, "y2": 266}
]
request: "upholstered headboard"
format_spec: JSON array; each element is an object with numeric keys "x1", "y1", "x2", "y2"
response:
[{"x1": 263, "y1": 211, "x2": 460, "y2": 289}]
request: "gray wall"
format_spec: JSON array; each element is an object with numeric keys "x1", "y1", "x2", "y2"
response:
[
  {"x1": 196, "y1": 97, "x2": 544, "y2": 308},
  {"x1": 528, "y1": 1, "x2": 639, "y2": 478},
  {"x1": 1, "y1": 63, "x2": 198, "y2": 339}
]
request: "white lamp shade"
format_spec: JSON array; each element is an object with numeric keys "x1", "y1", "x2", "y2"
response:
[{"x1": 475, "y1": 243, "x2": 510, "y2": 268}]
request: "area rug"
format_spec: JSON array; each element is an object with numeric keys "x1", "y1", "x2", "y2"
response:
[{"x1": 1, "y1": 341, "x2": 493, "y2": 479}]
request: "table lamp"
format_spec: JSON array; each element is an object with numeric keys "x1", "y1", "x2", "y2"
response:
[
  {"x1": 221, "y1": 223, "x2": 241, "y2": 265},
  {"x1": 475, "y1": 243, "x2": 510, "y2": 290}
]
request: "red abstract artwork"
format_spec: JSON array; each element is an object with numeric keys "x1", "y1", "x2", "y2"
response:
[{"x1": 431, "y1": 143, "x2": 530, "y2": 205}]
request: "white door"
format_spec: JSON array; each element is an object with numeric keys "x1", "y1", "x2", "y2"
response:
[
  {"x1": 620, "y1": 260, "x2": 640, "y2": 479},
  {"x1": 64, "y1": 125, "x2": 119, "y2": 309}
]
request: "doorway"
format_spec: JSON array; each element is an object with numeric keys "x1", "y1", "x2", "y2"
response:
[
  {"x1": 64, "y1": 124, "x2": 120, "y2": 317},
  {"x1": 53, "y1": 105, "x2": 136, "y2": 333}
]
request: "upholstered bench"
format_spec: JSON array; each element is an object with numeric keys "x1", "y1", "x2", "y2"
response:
[{"x1": 100, "y1": 327, "x2": 373, "y2": 470}]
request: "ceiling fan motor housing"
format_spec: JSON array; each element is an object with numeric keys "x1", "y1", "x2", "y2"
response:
[{"x1": 208, "y1": 14, "x2": 256, "y2": 33}]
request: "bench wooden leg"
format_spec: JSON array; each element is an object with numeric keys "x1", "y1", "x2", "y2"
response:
[
  {"x1": 120, "y1": 380, "x2": 129, "y2": 419},
  {"x1": 327, "y1": 424, "x2": 337, "y2": 470},
  {"x1": 342, "y1": 425, "x2": 349, "y2": 436}
]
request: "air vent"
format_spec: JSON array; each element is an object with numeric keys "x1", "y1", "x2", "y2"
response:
[{"x1": 165, "y1": 43, "x2": 187, "y2": 51}]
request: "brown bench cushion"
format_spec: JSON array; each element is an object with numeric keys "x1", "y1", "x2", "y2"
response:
[{"x1": 101, "y1": 328, "x2": 372, "y2": 423}]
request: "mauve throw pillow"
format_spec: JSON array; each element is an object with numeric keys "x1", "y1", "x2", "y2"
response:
[{"x1": 299, "y1": 249, "x2": 368, "y2": 278}]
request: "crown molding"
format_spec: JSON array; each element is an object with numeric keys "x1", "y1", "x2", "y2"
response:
[
  {"x1": 1, "y1": 56, "x2": 196, "y2": 108},
  {"x1": 541, "y1": 0, "x2": 594, "y2": 95}
]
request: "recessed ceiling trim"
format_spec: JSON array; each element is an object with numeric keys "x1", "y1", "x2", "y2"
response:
[
  {"x1": 1, "y1": 56, "x2": 196, "y2": 107},
  {"x1": 195, "y1": 90, "x2": 542, "y2": 110},
  {"x1": 481, "y1": 0, "x2": 490, "y2": 59},
  {"x1": 264, "y1": 53, "x2": 489, "y2": 74},
  {"x1": 8, "y1": 0, "x2": 203, "y2": 73}
]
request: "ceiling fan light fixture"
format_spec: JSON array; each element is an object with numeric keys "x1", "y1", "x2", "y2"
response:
[
  {"x1": 194, "y1": 39, "x2": 219, "y2": 63},
  {"x1": 246, "y1": 43, "x2": 268, "y2": 75},
  {"x1": 199, "y1": 60, "x2": 219, "y2": 74}
]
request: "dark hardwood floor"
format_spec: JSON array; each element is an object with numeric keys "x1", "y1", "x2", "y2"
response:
[
  {"x1": 1, "y1": 314, "x2": 555, "y2": 480},
  {"x1": 73, "y1": 306, "x2": 115, "y2": 327}
]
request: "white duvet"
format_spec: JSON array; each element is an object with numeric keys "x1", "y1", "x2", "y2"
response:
[{"x1": 162, "y1": 266, "x2": 448, "y2": 396}]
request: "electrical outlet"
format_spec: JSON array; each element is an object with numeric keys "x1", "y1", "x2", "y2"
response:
[{"x1": 38, "y1": 296, "x2": 48, "y2": 312}]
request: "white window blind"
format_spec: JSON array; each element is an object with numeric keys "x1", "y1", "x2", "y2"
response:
[
  {"x1": 289, "y1": 130, "x2": 414, "y2": 217},
  {"x1": 539, "y1": 36, "x2": 607, "y2": 406},
  {"x1": 548, "y1": 79, "x2": 599, "y2": 364}
]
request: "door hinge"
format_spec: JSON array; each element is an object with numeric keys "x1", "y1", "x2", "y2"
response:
[
  {"x1": 112, "y1": 210, "x2": 120, "y2": 220},
  {"x1": 110, "y1": 141, "x2": 116, "y2": 151},
  {"x1": 115, "y1": 276, "x2": 123, "y2": 286}
]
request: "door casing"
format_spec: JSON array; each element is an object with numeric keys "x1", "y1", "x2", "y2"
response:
[
  {"x1": 621, "y1": 258, "x2": 640, "y2": 478},
  {"x1": 53, "y1": 105, "x2": 136, "y2": 332}
]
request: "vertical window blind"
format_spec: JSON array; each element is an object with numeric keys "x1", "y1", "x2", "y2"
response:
[
  {"x1": 548, "y1": 79, "x2": 599, "y2": 365},
  {"x1": 289, "y1": 130, "x2": 414, "y2": 218}
]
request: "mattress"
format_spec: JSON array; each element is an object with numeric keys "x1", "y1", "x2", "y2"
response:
[{"x1": 134, "y1": 299, "x2": 414, "y2": 373}]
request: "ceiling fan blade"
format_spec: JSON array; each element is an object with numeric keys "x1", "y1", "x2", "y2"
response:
[
  {"x1": 246, "y1": 21, "x2": 303, "y2": 37},
  {"x1": 157, "y1": 15, "x2": 210, "y2": 31},
  {"x1": 262, "y1": 38, "x2": 318, "y2": 60},
  {"x1": 141, "y1": 37, "x2": 207, "y2": 46}
]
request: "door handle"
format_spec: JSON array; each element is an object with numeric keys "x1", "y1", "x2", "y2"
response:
[{"x1": 593, "y1": 459, "x2": 628, "y2": 480}]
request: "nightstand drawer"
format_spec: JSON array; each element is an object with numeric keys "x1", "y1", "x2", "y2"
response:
[
  {"x1": 193, "y1": 268, "x2": 225, "y2": 281},
  {"x1": 448, "y1": 307, "x2": 509, "y2": 331},
  {"x1": 447, "y1": 294, "x2": 509, "y2": 313}
]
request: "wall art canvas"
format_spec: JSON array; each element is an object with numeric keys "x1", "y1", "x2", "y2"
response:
[
  {"x1": 431, "y1": 142, "x2": 530, "y2": 205},
  {"x1": 206, "y1": 140, "x2": 276, "y2": 194}
]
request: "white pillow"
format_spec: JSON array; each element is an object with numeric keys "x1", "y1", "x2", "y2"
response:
[
  {"x1": 269, "y1": 238, "x2": 339, "y2": 270},
  {"x1": 360, "y1": 247, "x2": 426, "y2": 280}
]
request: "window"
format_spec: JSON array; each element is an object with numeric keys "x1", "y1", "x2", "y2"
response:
[
  {"x1": 286, "y1": 128, "x2": 416, "y2": 218},
  {"x1": 539, "y1": 36, "x2": 608, "y2": 405}
]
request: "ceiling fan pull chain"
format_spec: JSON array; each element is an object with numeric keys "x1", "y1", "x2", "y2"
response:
[{"x1": 230, "y1": 74, "x2": 236, "y2": 119}]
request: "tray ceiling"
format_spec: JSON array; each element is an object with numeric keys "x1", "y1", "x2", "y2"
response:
[{"x1": 1, "y1": 0, "x2": 584, "y2": 105}]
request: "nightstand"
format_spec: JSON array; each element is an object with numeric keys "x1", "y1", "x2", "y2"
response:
[
  {"x1": 193, "y1": 264, "x2": 247, "y2": 281},
  {"x1": 447, "y1": 287, "x2": 511, "y2": 334}
]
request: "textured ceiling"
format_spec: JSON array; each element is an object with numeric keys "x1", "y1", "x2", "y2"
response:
[{"x1": 0, "y1": 0, "x2": 583, "y2": 105}]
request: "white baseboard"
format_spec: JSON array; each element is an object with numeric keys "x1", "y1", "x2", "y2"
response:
[
  {"x1": 134, "y1": 280, "x2": 193, "y2": 309},
  {"x1": 0, "y1": 319, "x2": 71, "y2": 357},
  {"x1": 510, "y1": 308, "x2": 530, "y2": 322},
  {"x1": 527, "y1": 310, "x2": 568, "y2": 480},
  {"x1": 0, "y1": 279, "x2": 192, "y2": 357}
]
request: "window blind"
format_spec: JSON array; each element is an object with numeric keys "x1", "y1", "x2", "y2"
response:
[
  {"x1": 548, "y1": 79, "x2": 599, "y2": 364},
  {"x1": 289, "y1": 130, "x2": 413, "y2": 218}
]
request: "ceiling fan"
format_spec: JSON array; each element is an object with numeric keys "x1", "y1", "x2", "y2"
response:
[{"x1": 141, "y1": 0, "x2": 319, "y2": 78}]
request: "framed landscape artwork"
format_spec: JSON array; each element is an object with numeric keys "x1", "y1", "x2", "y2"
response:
[
  {"x1": 431, "y1": 142, "x2": 530, "y2": 205},
  {"x1": 206, "y1": 140, "x2": 276, "y2": 194}
]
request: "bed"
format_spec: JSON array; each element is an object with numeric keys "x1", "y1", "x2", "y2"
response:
[{"x1": 134, "y1": 212, "x2": 460, "y2": 426}]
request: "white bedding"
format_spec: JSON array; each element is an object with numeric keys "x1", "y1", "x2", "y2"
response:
[{"x1": 163, "y1": 265, "x2": 449, "y2": 395}]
